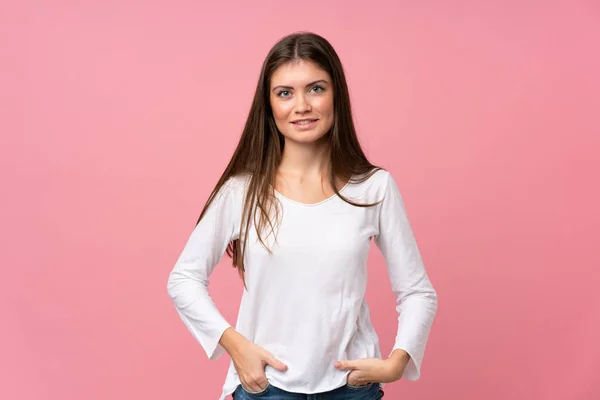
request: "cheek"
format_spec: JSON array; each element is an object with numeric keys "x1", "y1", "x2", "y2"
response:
[
  {"x1": 314, "y1": 96, "x2": 334, "y2": 117},
  {"x1": 271, "y1": 101, "x2": 293, "y2": 121}
]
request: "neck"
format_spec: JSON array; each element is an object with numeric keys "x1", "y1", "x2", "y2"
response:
[{"x1": 278, "y1": 136, "x2": 331, "y2": 180}]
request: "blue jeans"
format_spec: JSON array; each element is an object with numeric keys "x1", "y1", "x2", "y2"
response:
[{"x1": 232, "y1": 381, "x2": 384, "y2": 399}]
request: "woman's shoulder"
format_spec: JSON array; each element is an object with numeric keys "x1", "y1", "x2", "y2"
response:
[
  {"x1": 218, "y1": 173, "x2": 252, "y2": 201},
  {"x1": 224, "y1": 172, "x2": 252, "y2": 189},
  {"x1": 349, "y1": 167, "x2": 391, "y2": 190},
  {"x1": 341, "y1": 167, "x2": 392, "y2": 204}
]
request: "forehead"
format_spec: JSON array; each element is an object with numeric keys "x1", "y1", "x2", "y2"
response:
[{"x1": 270, "y1": 60, "x2": 331, "y2": 87}]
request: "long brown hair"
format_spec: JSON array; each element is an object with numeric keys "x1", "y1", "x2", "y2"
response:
[{"x1": 196, "y1": 31, "x2": 383, "y2": 287}]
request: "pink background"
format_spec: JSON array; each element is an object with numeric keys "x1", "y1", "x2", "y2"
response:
[{"x1": 2, "y1": 1, "x2": 599, "y2": 399}]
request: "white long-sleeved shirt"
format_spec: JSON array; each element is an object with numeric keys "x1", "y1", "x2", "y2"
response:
[{"x1": 167, "y1": 169, "x2": 438, "y2": 400}]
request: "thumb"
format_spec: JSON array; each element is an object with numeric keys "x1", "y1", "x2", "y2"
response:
[
  {"x1": 263, "y1": 352, "x2": 288, "y2": 372},
  {"x1": 334, "y1": 360, "x2": 356, "y2": 370}
]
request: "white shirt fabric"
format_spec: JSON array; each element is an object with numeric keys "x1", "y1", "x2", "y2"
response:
[{"x1": 167, "y1": 169, "x2": 438, "y2": 400}]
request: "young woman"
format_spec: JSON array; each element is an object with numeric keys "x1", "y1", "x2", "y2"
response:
[{"x1": 167, "y1": 31, "x2": 438, "y2": 400}]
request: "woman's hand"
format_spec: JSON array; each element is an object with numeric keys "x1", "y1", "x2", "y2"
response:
[
  {"x1": 219, "y1": 328, "x2": 288, "y2": 392},
  {"x1": 334, "y1": 349, "x2": 410, "y2": 386}
]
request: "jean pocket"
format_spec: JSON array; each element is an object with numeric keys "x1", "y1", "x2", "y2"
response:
[
  {"x1": 239, "y1": 381, "x2": 271, "y2": 397},
  {"x1": 345, "y1": 381, "x2": 376, "y2": 391}
]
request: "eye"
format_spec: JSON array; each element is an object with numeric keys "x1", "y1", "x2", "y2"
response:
[
  {"x1": 311, "y1": 85, "x2": 324, "y2": 93},
  {"x1": 277, "y1": 90, "x2": 291, "y2": 98}
]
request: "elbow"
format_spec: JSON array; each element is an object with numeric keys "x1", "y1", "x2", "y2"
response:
[
  {"x1": 429, "y1": 289, "x2": 439, "y2": 315},
  {"x1": 166, "y1": 268, "x2": 187, "y2": 301},
  {"x1": 421, "y1": 282, "x2": 438, "y2": 313},
  {"x1": 166, "y1": 265, "x2": 209, "y2": 302},
  {"x1": 415, "y1": 287, "x2": 438, "y2": 315},
  {"x1": 421, "y1": 278, "x2": 438, "y2": 314},
  {"x1": 166, "y1": 269, "x2": 178, "y2": 300},
  {"x1": 397, "y1": 285, "x2": 438, "y2": 315}
]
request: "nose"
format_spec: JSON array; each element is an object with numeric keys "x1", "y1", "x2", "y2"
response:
[{"x1": 294, "y1": 93, "x2": 312, "y2": 113}]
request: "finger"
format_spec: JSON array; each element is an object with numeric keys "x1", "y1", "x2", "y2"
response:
[
  {"x1": 334, "y1": 360, "x2": 357, "y2": 370},
  {"x1": 245, "y1": 376, "x2": 268, "y2": 393},
  {"x1": 249, "y1": 382, "x2": 265, "y2": 393},
  {"x1": 263, "y1": 352, "x2": 288, "y2": 372},
  {"x1": 246, "y1": 382, "x2": 260, "y2": 392},
  {"x1": 351, "y1": 373, "x2": 369, "y2": 386},
  {"x1": 348, "y1": 370, "x2": 371, "y2": 387},
  {"x1": 347, "y1": 370, "x2": 359, "y2": 385},
  {"x1": 241, "y1": 379, "x2": 259, "y2": 393},
  {"x1": 254, "y1": 377, "x2": 269, "y2": 392}
]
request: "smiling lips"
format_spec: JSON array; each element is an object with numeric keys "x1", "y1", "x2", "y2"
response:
[{"x1": 291, "y1": 118, "x2": 318, "y2": 126}]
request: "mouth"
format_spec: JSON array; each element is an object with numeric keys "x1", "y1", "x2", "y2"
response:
[{"x1": 291, "y1": 118, "x2": 319, "y2": 126}]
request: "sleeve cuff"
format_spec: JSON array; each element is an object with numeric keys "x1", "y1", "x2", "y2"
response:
[
  {"x1": 388, "y1": 346, "x2": 421, "y2": 381},
  {"x1": 206, "y1": 321, "x2": 233, "y2": 360}
]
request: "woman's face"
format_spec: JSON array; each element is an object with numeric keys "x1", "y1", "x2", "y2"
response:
[{"x1": 269, "y1": 60, "x2": 334, "y2": 144}]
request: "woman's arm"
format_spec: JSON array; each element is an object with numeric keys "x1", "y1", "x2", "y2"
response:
[
  {"x1": 374, "y1": 171, "x2": 438, "y2": 381},
  {"x1": 166, "y1": 179, "x2": 240, "y2": 360}
]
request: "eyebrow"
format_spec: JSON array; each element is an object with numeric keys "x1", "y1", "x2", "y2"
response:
[{"x1": 271, "y1": 80, "x2": 329, "y2": 92}]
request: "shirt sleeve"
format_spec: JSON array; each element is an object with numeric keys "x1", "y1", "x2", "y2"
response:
[
  {"x1": 374, "y1": 171, "x2": 438, "y2": 381},
  {"x1": 166, "y1": 178, "x2": 241, "y2": 360}
]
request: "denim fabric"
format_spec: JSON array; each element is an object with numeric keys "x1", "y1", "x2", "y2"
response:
[{"x1": 232, "y1": 381, "x2": 384, "y2": 399}]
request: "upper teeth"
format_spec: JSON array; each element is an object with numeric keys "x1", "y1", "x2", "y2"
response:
[{"x1": 295, "y1": 120, "x2": 315, "y2": 125}]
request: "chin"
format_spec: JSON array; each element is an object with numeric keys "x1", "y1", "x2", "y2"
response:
[{"x1": 284, "y1": 131, "x2": 329, "y2": 144}]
